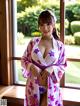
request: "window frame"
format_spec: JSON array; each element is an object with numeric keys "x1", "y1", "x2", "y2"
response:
[
  {"x1": 1, "y1": 0, "x2": 80, "y2": 89},
  {"x1": 0, "y1": 0, "x2": 13, "y2": 85}
]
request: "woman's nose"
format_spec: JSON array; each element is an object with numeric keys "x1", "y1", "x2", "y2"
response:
[{"x1": 43, "y1": 24, "x2": 48, "y2": 30}]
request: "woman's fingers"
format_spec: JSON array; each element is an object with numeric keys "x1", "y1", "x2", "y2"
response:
[
  {"x1": 37, "y1": 70, "x2": 50, "y2": 87},
  {"x1": 38, "y1": 74, "x2": 47, "y2": 87},
  {"x1": 30, "y1": 65, "x2": 39, "y2": 77},
  {"x1": 41, "y1": 70, "x2": 50, "y2": 79}
]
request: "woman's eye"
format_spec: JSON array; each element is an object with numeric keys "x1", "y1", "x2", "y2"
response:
[
  {"x1": 40, "y1": 24, "x2": 43, "y2": 26},
  {"x1": 47, "y1": 23, "x2": 51, "y2": 25}
]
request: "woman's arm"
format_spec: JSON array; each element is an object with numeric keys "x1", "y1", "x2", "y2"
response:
[
  {"x1": 43, "y1": 42, "x2": 67, "y2": 83},
  {"x1": 30, "y1": 64, "x2": 41, "y2": 77},
  {"x1": 21, "y1": 39, "x2": 41, "y2": 78}
]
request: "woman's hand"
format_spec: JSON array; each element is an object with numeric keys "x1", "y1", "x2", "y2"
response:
[
  {"x1": 30, "y1": 64, "x2": 40, "y2": 77},
  {"x1": 38, "y1": 70, "x2": 50, "y2": 88},
  {"x1": 40, "y1": 70, "x2": 50, "y2": 78}
]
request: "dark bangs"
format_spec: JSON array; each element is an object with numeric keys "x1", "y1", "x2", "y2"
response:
[{"x1": 38, "y1": 11, "x2": 53, "y2": 25}]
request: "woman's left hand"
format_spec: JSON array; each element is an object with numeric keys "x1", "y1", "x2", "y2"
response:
[
  {"x1": 40, "y1": 69, "x2": 50, "y2": 78},
  {"x1": 38, "y1": 70, "x2": 50, "y2": 88}
]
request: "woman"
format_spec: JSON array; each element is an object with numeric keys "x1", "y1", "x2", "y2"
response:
[{"x1": 21, "y1": 10, "x2": 67, "y2": 106}]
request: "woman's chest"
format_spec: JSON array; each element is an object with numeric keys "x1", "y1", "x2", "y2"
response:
[
  {"x1": 31, "y1": 38, "x2": 60, "y2": 65},
  {"x1": 38, "y1": 40, "x2": 53, "y2": 58}
]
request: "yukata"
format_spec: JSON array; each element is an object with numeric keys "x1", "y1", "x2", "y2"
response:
[{"x1": 21, "y1": 36, "x2": 67, "y2": 106}]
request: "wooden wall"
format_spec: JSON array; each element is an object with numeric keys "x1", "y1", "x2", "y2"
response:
[
  {"x1": 0, "y1": 0, "x2": 12, "y2": 85},
  {"x1": 0, "y1": 0, "x2": 6, "y2": 84}
]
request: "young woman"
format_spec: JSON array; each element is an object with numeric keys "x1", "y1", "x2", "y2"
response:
[{"x1": 21, "y1": 10, "x2": 67, "y2": 106}]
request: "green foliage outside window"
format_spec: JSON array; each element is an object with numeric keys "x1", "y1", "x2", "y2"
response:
[
  {"x1": 74, "y1": 32, "x2": 80, "y2": 45},
  {"x1": 71, "y1": 21, "x2": 80, "y2": 34}
]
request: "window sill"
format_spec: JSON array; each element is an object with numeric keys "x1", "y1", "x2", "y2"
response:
[
  {"x1": 62, "y1": 87, "x2": 80, "y2": 102},
  {"x1": 0, "y1": 85, "x2": 25, "y2": 99},
  {"x1": 0, "y1": 85, "x2": 80, "y2": 106}
]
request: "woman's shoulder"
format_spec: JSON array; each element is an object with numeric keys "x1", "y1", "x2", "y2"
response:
[
  {"x1": 27, "y1": 37, "x2": 41, "y2": 47},
  {"x1": 57, "y1": 39, "x2": 64, "y2": 45},
  {"x1": 31, "y1": 37, "x2": 41, "y2": 43},
  {"x1": 56, "y1": 39, "x2": 65, "y2": 49}
]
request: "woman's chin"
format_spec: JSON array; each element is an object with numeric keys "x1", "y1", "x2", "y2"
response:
[
  {"x1": 42, "y1": 33, "x2": 50, "y2": 36},
  {"x1": 43, "y1": 34, "x2": 51, "y2": 38}
]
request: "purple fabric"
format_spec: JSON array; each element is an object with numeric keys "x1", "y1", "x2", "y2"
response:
[
  {"x1": 32, "y1": 59, "x2": 60, "y2": 70},
  {"x1": 21, "y1": 37, "x2": 67, "y2": 106}
]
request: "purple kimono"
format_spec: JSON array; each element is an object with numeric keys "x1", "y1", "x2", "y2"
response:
[{"x1": 21, "y1": 37, "x2": 67, "y2": 106}]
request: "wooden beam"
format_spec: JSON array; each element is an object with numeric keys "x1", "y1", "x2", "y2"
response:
[
  {"x1": 60, "y1": 0, "x2": 65, "y2": 87},
  {"x1": 0, "y1": 0, "x2": 13, "y2": 85},
  {"x1": 60, "y1": 0, "x2": 65, "y2": 43}
]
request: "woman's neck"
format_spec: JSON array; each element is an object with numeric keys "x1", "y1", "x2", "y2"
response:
[{"x1": 41, "y1": 35, "x2": 53, "y2": 40}]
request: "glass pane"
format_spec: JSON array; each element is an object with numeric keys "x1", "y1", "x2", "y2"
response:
[
  {"x1": 65, "y1": 45, "x2": 80, "y2": 59},
  {"x1": 13, "y1": 0, "x2": 60, "y2": 83},
  {"x1": 65, "y1": 0, "x2": 80, "y2": 59},
  {"x1": 65, "y1": 0, "x2": 80, "y2": 88},
  {"x1": 65, "y1": 61, "x2": 80, "y2": 88},
  {"x1": 14, "y1": 60, "x2": 26, "y2": 84},
  {"x1": 14, "y1": 0, "x2": 60, "y2": 57}
]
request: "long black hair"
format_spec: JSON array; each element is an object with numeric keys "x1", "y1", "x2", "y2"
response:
[{"x1": 38, "y1": 10, "x2": 59, "y2": 40}]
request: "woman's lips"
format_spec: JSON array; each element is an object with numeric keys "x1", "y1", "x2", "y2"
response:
[{"x1": 43, "y1": 31, "x2": 49, "y2": 34}]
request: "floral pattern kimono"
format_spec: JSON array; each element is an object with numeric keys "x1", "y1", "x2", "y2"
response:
[{"x1": 21, "y1": 37, "x2": 67, "y2": 106}]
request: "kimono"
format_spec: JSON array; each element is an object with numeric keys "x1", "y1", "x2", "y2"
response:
[{"x1": 21, "y1": 36, "x2": 67, "y2": 106}]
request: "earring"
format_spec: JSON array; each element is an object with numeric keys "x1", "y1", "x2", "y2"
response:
[{"x1": 53, "y1": 28, "x2": 56, "y2": 32}]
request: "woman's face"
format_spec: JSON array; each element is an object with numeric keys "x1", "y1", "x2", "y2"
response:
[{"x1": 39, "y1": 21, "x2": 55, "y2": 37}]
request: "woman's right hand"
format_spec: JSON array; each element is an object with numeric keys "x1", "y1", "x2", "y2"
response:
[
  {"x1": 38, "y1": 73, "x2": 47, "y2": 88},
  {"x1": 30, "y1": 64, "x2": 40, "y2": 77}
]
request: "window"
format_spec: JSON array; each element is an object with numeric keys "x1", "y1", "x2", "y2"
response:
[
  {"x1": 65, "y1": 0, "x2": 80, "y2": 88},
  {"x1": 13, "y1": 0, "x2": 60, "y2": 84},
  {"x1": 11, "y1": 0, "x2": 80, "y2": 89}
]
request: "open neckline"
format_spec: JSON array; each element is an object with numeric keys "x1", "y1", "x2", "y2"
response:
[
  {"x1": 36, "y1": 37, "x2": 55, "y2": 60},
  {"x1": 38, "y1": 46, "x2": 54, "y2": 59}
]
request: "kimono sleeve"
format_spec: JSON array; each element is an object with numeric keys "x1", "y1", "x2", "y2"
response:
[
  {"x1": 49, "y1": 42, "x2": 67, "y2": 83},
  {"x1": 21, "y1": 39, "x2": 34, "y2": 78}
]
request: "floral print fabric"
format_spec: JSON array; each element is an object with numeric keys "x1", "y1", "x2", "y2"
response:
[{"x1": 21, "y1": 37, "x2": 67, "y2": 106}]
